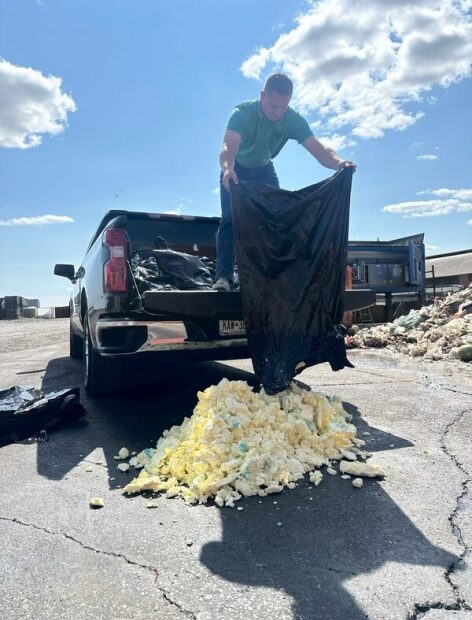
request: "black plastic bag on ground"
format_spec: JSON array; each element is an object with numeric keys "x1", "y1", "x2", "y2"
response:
[
  {"x1": 230, "y1": 168, "x2": 354, "y2": 395},
  {"x1": 0, "y1": 386, "x2": 86, "y2": 445}
]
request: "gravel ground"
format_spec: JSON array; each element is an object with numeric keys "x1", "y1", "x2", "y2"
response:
[{"x1": 0, "y1": 318, "x2": 69, "y2": 354}]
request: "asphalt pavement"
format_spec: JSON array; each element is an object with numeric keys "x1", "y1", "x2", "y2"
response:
[{"x1": 0, "y1": 319, "x2": 471, "y2": 620}]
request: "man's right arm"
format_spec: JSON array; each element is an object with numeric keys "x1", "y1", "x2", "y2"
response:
[{"x1": 220, "y1": 130, "x2": 241, "y2": 190}]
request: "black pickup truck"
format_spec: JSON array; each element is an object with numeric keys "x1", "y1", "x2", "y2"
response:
[{"x1": 54, "y1": 209, "x2": 375, "y2": 396}]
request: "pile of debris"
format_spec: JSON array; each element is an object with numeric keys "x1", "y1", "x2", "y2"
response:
[
  {"x1": 131, "y1": 249, "x2": 216, "y2": 294},
  {"x1": 123, "y1": 379, "x2": 384, "y2": 507},
  {"x1": 347, "y1": 285, "x2": 472, "y2": 362}
]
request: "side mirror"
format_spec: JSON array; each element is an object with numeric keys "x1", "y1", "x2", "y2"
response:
[{"x1": 54, "y1": 264, "x2": 76, "y2": 280}]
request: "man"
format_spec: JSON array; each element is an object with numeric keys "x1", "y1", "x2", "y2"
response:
[{"x1": 213, "y1": 73, "x2": 356, "y2": 291}]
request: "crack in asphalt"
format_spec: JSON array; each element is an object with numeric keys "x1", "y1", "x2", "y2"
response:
[
  {"x1": 327, "y1": 566, "x2": 358, "y2": 576},
  {"x1": 408, "y1": 601, "x2": 469, "y2": 617},
  {"x1": 311, "y1": 380, "x2": 412, "y2": 387},
  {"x1": 438, "y1": 385, "x2": 472, "y2": 397},
  {"x1": 423, "y1": 377, "x2": 472, "y2": 398},
  {"x1": 407, "y1": 407, "x2": 472, "y2": 619},
  {"x1": 441, "y1": 408, "x2": 472, "y2": 609},
  {"x1": 0, "y1": 515, "x2": 196, "y2": 618},
  {"x1": 160, "y1": 592, "x2": 197, "y2": 618},
  {"x1": 354, "y1": 368, "x2": 406, "y2": 379}
]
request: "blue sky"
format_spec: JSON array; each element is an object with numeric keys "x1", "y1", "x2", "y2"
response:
[{"x1": 1, "y1": 0, "x2": 471, "y2": 306}]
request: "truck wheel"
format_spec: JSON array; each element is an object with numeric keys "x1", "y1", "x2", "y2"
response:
[
  {"x1": 70, "y1": 320, "x2": 84, "y2": 359},
  {"x1": 83, "y1": 315, "x2": 123, "y2": 396}
]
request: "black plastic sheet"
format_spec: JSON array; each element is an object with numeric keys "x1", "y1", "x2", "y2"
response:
[
  {"x1": 0, "y1": 386, "x2": 86, "y2": 444},
  {"x1": 131, "y1": 249, "x2": 216, "y2": 294},
  {"x1": 230, "y1": 167, "x2": 354, "y2": 395}
]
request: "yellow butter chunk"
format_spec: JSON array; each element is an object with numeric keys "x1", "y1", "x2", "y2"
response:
[
  {"x1": 118, "y1": 447, "x2": 130, "y2": 460},
  {"x1": 123, "y1": 379, "x2": 368, "y2": 506},
  {"x1": 309, "y1": 471, "x2": 323, "y2": 486},
  {"x1": 89, "y1": 497, "x2": 104, "y2": 508},
  {"x1": 340, "y1": 460, "x2": 385, "y2": 477}
]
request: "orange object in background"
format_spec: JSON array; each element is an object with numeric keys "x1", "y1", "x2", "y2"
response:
[{"x1": 343, "y1": 266, "x2": 353, "y2": 327}]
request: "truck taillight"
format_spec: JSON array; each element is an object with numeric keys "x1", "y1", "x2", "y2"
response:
[{"x1": 103, "y1": 228, "x2": 127, "y2": 292}]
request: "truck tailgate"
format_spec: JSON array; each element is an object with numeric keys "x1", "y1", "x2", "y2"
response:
[{"x1": 143, "y1": 289, "x2": 376, "y2": 318}]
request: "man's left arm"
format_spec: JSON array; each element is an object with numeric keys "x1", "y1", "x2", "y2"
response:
[{"x1": 302, "y1": 136, "x2": 356, "y2": 171}]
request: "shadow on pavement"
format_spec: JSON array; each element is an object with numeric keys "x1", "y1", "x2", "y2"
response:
[
  {"x1": 200, "y1": 470, "x2": 457, "y2": 619},
  {"x1": 343, "y1": 402, "x2": 413, "y2": 453},
  {"x1": 36, "y1": 356, "x2": 259, "y2": 486},
  {"x1": 36, "y1": 354, "x2": 457, "y2": 619}
]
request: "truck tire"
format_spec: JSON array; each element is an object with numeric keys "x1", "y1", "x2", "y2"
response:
[
  {"x1": 70, "y1": 320, "x2": 84, "y2": 359},
  {"x1": 83, "y1": 315, "x2": 124, "y2": 396}
]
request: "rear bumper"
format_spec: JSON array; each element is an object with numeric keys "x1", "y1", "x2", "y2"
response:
[
  {"x1": 95, "y1": 319, "x2": 249, "y2": 357},
  {"x1": 95, "y1": 289, "x2": 376, "y2": 358},
  {"x1": 142, "y1": 289, "x2": 376, "y2": 317}
]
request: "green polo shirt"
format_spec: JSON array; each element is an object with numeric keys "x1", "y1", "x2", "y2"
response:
[{"x1": 226, "y1": 99, "x2": 313, "y2": 169}]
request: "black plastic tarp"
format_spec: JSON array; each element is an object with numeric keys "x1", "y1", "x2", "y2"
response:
[
  {"x1": 131, "y1": 249, "x2": 216, "y2": 294},
  {"x1": 230, "y1": 167, "x2": 354, "y2": 394},
  {"x1": 0, "y1": 386, "x2": 86, "y2": 444}
]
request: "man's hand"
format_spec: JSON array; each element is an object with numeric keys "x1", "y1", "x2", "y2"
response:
[
  {"x1": 337, "y1": 160, "x2": 357, "y2": 172},
  {"x1": 222, "y1": 169, "x2": 239, "y2": 190}
]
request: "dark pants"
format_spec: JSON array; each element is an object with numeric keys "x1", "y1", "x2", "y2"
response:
[{"x1": 215, "y1": 160, "x2": 280, "y2": 281}]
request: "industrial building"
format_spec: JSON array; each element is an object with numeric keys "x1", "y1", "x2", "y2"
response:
[
  {"x1": 425, "y1": 249, "x2": 472, "y2": 297},
  {"x1": 347, "y1": 233, "x2": 425, "y2": 323}
]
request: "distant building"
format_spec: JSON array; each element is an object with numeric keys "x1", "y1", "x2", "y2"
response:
[
  {"x1": 0, "y1": 296, "x2": 41, "y2": 320},
  {"x1": 346, "y1": 233, "x2": 425, "y2": 323},
  {"x1": 348, "y1": 233, "x2": 425, "y2": 294},
  {"x1": 425, "y1": 249, "x2": 472, "y2": 296}
]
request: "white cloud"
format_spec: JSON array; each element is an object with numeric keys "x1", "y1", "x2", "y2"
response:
[
  {"x1": 164, "y1": 209, "x2": 182, "y2": 215},
  {"x1": 0, "y1": 214, "x2": 75, "y2": 226},
  {"x1": 212, "y1": 186, "x2": 220, "y2": 194},
  {"x1": 240, "y1": 1, "x2": 472, "y2": 140},
  {"x1": 410, "y1": 142, "x2": 423, "y2": 149},
  {"x1": 383, "y1": 187, "x2": 472, "y2": 217},
  {"x1": 468, "y1": 219, "x2": 472, "y2": 226},
  {"x1": 425, "y1": 244, "x2": 439, "y2": 252},
  {"x1": 383, "y1": 199, "x2": 463, "y2": 217},
  {"x1": 422, "y1": 188, "x2": 472, "y2": 200},
  {"x1": 172, "y1": 197, "x2": 193, "y2": 212},
  {"x1": 272, "y1": 22, "x2": 286, "y2": 33},
  {"x1": 240, "y1": 48, "x2": 271, "y2": 80},
  {"x1": 417, "y1": 154, "x2": 438, "y2": 160},
  {"x1": 0, "y1": 59, "x2": 76, "y2": 148},
  {"x1": 316, "y1": 133, "x2": 357, "y2": 151}
]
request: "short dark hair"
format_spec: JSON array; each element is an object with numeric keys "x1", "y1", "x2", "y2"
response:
[{"x1": 264, "y1": 73, "x2": 293, "y2": 97}]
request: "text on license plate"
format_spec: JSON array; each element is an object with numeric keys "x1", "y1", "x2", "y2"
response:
[{"x1": 219, "y1": 320, "x2": 246, "y2": 336}]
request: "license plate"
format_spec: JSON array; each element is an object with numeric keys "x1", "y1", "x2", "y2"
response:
[{"x1": 219, "y1": 319, "x2": 246, "y2": 336}]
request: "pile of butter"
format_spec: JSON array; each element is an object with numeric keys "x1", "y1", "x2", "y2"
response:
[{"x1": 123, "y1": 379, "x2": 382, "y2": 507}]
